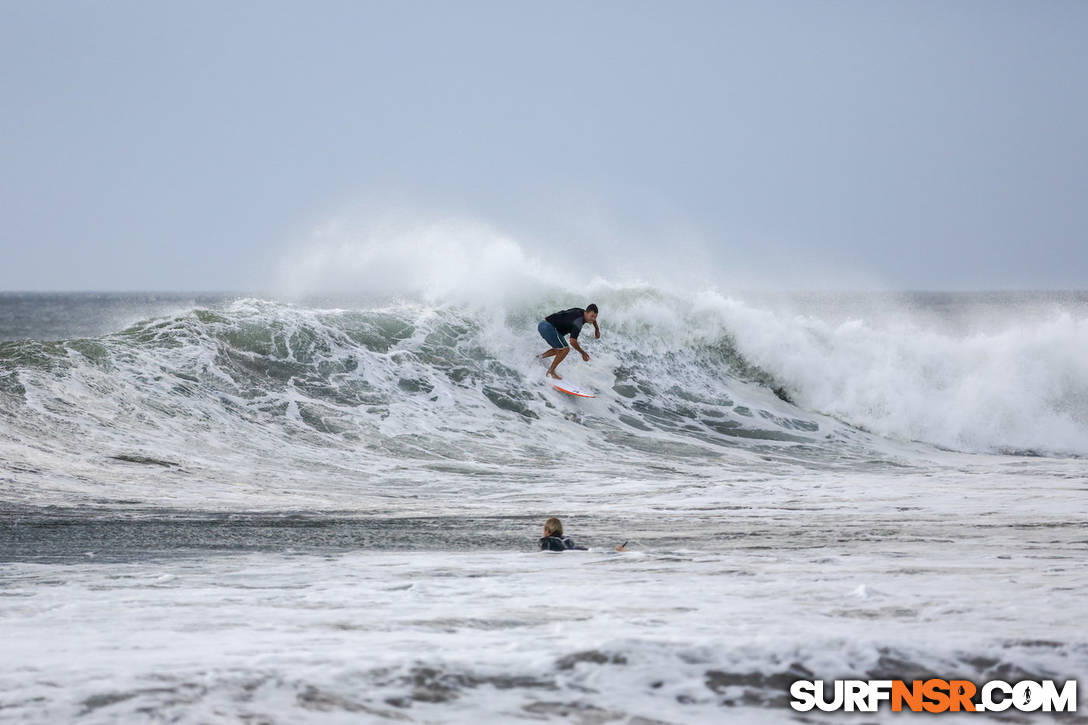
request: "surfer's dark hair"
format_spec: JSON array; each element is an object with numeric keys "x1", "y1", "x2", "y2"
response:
[{"x1": 586, "y1": 303, "x2": 599, "y2": 314}]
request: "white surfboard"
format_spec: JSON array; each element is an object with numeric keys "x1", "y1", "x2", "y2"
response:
[{"x1": 549, "y1": 378, "x2": 596, "y2": 398}]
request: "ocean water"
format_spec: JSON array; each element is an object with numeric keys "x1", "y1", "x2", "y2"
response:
[{"x1": 1, "y1": 289, "x2": 1087, "y2": 724}]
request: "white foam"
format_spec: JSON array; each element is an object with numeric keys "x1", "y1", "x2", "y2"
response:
[
  {"x1": 697, "y1": 292, "x2": 1088, "y2": 455},
  {"x1": 3, "y1": 514, "x2": 1085, "y2": 723}
]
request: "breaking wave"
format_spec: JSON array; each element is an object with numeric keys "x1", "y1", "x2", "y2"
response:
[{"x1": 2, "y1": 282, "x2": 1087, "y2": 508}]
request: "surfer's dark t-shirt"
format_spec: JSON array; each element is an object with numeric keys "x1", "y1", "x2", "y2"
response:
[{"x1": 545, "y1": 308, "x2": 586, "y2": 339}]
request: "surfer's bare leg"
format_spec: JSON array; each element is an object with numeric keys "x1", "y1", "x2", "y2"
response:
[
  {"x1": 541, "y1": 349, "x2": 559, "y2": 358},
  {"x1": 546, "y1": 348, "x2": 569, "y2": 379}
]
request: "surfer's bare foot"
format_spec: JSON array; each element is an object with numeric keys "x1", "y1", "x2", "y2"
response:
[{"x1": 546, "y1": 371, "x2": 562, "y2": 380}]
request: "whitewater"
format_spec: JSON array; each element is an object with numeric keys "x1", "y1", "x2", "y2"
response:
[{"x1": 2, "y1": 280, "x2": 1087, "y2": 722}]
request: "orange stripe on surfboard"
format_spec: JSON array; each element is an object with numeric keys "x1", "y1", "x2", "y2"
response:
[{"x1": 551, "y1": 382, "x2": 596, "y2": 398}]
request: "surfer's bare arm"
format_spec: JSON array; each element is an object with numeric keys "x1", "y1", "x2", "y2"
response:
[
  {"x1": 570, "y1": 337, "x2": 590, "y2": 361},
  {"x1": 592, "y1": 321, "x2": 600, "y2": 339}
]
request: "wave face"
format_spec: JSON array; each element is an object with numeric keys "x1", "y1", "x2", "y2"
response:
[{"x1": 2, "y1": 290, "x2": 1087, "y2": 509}]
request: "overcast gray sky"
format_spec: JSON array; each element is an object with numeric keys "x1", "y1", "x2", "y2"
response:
[{"x1": 1, "y1": 0, "x2": 1085, "y2": 292}]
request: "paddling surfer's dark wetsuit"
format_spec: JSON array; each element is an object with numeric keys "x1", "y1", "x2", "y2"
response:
[{"x1": 539, "y1": 535, "x2": 587, "y2": 552}]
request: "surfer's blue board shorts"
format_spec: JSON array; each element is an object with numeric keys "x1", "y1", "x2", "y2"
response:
[{"x1": 538, "y1": 320, "x2": 568, "y2": 349}]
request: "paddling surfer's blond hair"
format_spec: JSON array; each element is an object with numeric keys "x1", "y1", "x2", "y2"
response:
[{"x1": 544, "y1": 517, "x2": 563, "y2": 536}]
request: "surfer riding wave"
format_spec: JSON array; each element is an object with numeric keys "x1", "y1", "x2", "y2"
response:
[{"x1": 538, "y1": 304, "x2": 599, "y2": 379}]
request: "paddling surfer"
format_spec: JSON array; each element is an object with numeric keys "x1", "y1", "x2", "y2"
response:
[
  {"x1": 537, "y1": 304, "x2": 599, "y2": 379},
  {"x1": 539, "y1": 517, "x2": 587, "y2": 551}
]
